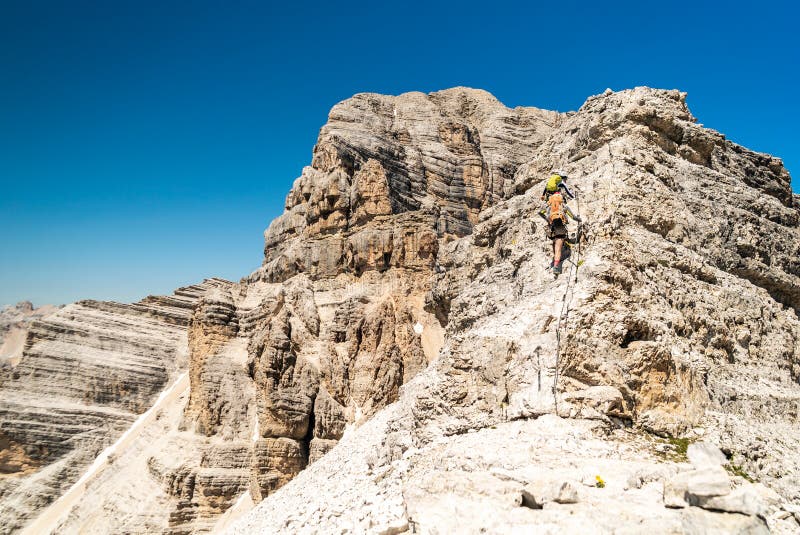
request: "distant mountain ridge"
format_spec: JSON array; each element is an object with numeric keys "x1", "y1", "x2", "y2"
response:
[{"x1": 0, "y1": 302, "x2": 60, "y2": 367}]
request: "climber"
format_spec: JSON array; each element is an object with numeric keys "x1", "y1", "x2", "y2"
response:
[{"x1": 539, "y1": 172, "x2": 581, "y2": 275}]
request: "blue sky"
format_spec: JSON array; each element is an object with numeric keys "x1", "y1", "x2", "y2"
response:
[{"x1": 1, "y1": 0, "x2": 797, "y2": 307}]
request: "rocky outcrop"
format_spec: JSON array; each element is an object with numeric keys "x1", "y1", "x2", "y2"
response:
[
  {"x1": 0, "y1": 303, "x2": 59, "y2": 482},
  {"x1": 0, "y1": 279, "x2": 230, "y2": 534},
  {"x1": 122, "y1": 88, "x2": 556, "y2": 532},
  {"x1": 228, "y1": 87, "x2": 799, "y2": 534},
  {"x1": 33, "y1": 88, "x2": 548, "y2": 533},
  {"x1": 253, "y1": 87, "x2": 559, "y2": 283},
  {"x1": 413, "y1": 88, "x2": 800, "y2": 468}
]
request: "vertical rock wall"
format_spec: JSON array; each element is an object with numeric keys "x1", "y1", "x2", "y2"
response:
[
  {"x1": 157, "y1": 88, "x2": 560, "y2": 531},
  {"x1": 229, "y1": 88, "x2": 800, "y2": 535}
]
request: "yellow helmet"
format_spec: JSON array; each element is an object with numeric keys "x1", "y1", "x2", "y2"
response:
[{"x1": 546, "y1": 174, "x2": 563, "y2": 192}]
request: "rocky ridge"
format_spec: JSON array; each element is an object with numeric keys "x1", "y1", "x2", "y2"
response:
[
  {"x1": 0, "y1": 279, "x2": 230, "y2": 534},
  {"x1": 0, "y1": 302, "x2": 60, "y2": 367},
  {"x1": 229, "y1": 87, "x2": 800, "y2": 533},
  {"x1": 43, "y1": 87, "x2": 557, "y2": 533},
  {"x1": 2, "y1": 86, "x2": 799, "y2": 534}
]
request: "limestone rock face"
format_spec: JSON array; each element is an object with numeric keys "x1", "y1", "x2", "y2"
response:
[
  {"x1": 7, "y1": 86, "x2": 800, "y2": 534},
  {"x1": 228, "y1": 87, "x2": 800, "y2": 534},
  {"x1": 0, "y1": 279, "x2": 229, "y2": 534},
  {"x1": 37, "y1": 88, "x2": 542, "y2": 533},
  {"x1": 253, "y1": 87, "x2": 559, "y2": 283},
  {"x1": 184, "y1": 288, "x2": 243, "y2": 438},
  {"x1": 138, "y1": 88, "x2": 554, "y2": 532}
]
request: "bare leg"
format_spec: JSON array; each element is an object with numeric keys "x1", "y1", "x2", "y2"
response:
[{"x1": 554, "y1": 238, "x2": 564, "y2": 264}]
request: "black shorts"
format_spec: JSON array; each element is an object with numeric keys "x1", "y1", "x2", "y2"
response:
[{"x1": 550, "y1": 219, "x2": 568, "y2": 240}]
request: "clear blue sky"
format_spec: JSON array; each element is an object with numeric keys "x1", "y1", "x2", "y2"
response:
[{"x1": 1, "y1": 1, "x2": 797, "y2": 307}]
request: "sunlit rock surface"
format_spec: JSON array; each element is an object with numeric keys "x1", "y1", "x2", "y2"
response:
[
  {"x1": 4, "y1": 87, "x2": 799, "y2": 534},
  {"x1": 0, "y1": 279, "x2": 230, "y2": 533},
  {"x1": 231, "y1": 87, "x2": 799, "y2": 534}
]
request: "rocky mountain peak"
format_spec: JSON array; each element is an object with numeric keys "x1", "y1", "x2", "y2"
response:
[
  {"x1": 2, "y1": 87, "x2": 799, "y2": 534},
  {"x1": 231, "y1": 86, "x2": 799, "y2": 532},
  {"x1": 253, "y1": 86, "x2": 561, "y2": 287},
  {"x1": 13, "y1": 302, "x2": 33, "y2": 314}
]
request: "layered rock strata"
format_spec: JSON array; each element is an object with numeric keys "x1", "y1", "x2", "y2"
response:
[
  {"x1": 34, "y1": 88, "x2": 558, "y2": 533},
  {"x1": 0, "y1": 279, "x2": 231, "y2": 534},
  {"x1": 6, "y1": 86, "x2": 800, "y2": 534},
  {"x1": 156, "y1": 88, "x2": 562, "y2": 531},
  {"x1": 0, "y1": 302, "x2": 60, "y2": 367},
  {"x1": 190, "y1": 89, "x2": 564, "y2": 517},
  {"x1": 229, "y1": 87, "x2": 799, "y2": 533}
]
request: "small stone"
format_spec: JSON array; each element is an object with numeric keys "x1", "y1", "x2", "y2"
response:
[
  {"x1": 625, "y1": 467, "x2": 668, "y2": 490},
  {"x1": 698, "y1": 485, "x2": 767, "y2": 517},
  {"x1": 521, "y1": 479, "x2": 579, "y2": 508},
  {"x1": 664, "y1": 468, "x2": 731, "y2": 508},
  {"x1": 561, "y1": 386, "x2": 626, "y2": 418},
  {"x1": 687, "y1": 442, "x2": 727, "y2": 470},
  {"x1": 680, "y1": 508, "x2": 770, "y2": 534},
  {"x1": 554, "y1": 481, "x2": 579, "y2": 504},
  {"x1": 784, "y1": 504, "x2": 800, "y2": 523},
  {"x1": 664, "y1": 472, "x2": 690, "y2": 508},
  {"x1": 687, "y1": 468, "x2": 731, "y2": 499},
  {"x1": 773, "y1": 510, "x2": 791, "y2": 520},
  {"x1": 520, "y1": 487, "x2": 543, "y2": 510}
]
